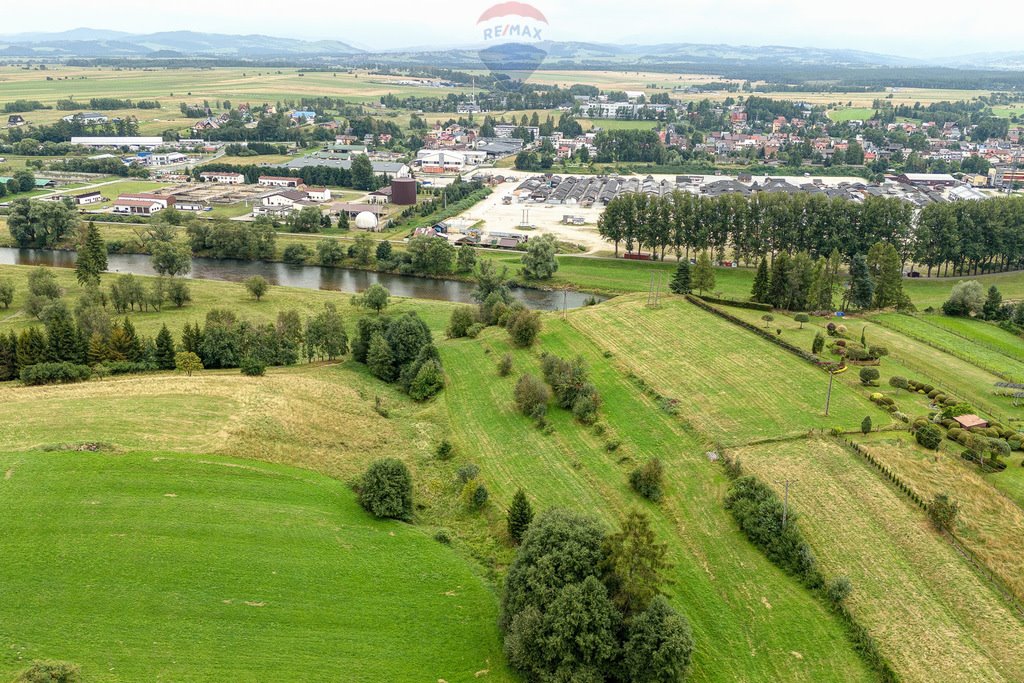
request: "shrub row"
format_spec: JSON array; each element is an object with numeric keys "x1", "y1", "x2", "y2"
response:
[
  {"x1": 20, "y1": 362, "x2": 92, "y2": 386},
  {"x1": 693, "y1": 294, "x2": 773, "y2": 312},
  {"x1": 841, "y1": 439, "x2": 926, "y2": 508}
]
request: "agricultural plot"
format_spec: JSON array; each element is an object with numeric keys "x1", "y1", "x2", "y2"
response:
[
  {"x1": 709, "y1": 302, "x2": 1023, "y2": 424},
  {"x1": 871, "y1": 313, "x2": 1024, "y2": 383},
  {"x1": 440, "y1": 320, "x2": 873, "y2": 683},
  {"x1": 733, "y1": 438, "x2": 1024, "y2": 683},
  {"x1": 915, "y1": 314, "x2": 1024, "y2": 364},
  {"x1": 856, "y1": 434, "x2": 1024, "y2": 604},
  {"x1": 567, "y1": 295, "x2": 876, "y2": 443},
  {"x1": 0, "y1": 450, "x2": 510, "y2": 683}
]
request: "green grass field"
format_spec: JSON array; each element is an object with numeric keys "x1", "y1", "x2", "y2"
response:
[
  {"x1": 871, "y1": 313, "x2": 1024, "y2": 383},
  {"x1": 734, "y1": 438, "x2": 1024, "y2": 683},
  {"x1": 0, "y1": 450, "x2": 510, "y2": 683},
  {"x1": 440, "y1": 317, "x2": 873, "y2": 682},
  {"x1": 827, "y1": 107, "x2": 876, "y2": 122},
  {"x1": 567, "y1": 295, "x2": 878, "y2": 443}
]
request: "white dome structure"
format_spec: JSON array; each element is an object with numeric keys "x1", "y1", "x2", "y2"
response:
[{"x1": 354, "y1": 211, "x2": 379, "y2": 231}]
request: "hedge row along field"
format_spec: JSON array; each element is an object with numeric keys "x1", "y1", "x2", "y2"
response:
[{"x1": 731, "y1": 438, "x2": 1024, "y2": 683}]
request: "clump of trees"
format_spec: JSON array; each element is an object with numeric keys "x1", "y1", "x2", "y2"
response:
[
  {"x1": 352, "y1": 311, "x2": 444, "y2": 401},
  {"x1": 7, "y1": 198, "x2": 79, "y2": 249},
  {"x1": 501, "y1": 508, "x2": 693, "y2": 683},
  {"x1": 540, "y1": 352, "x2": 602, "y2": 424}
]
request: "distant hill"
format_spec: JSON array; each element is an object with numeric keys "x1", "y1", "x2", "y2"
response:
[
  {"x1": 1, "y1": 29, "x2": 1023, "y2": 71},
  {"x1": 0, "y1": 28, "x2": 362, "y2": 58}
]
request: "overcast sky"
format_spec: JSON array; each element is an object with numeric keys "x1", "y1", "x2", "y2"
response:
[{"x1": 2, "y1": 1, "x2": 1015, "y2": 58}]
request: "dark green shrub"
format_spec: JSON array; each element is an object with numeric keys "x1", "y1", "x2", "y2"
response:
[
  {"x1": 507, "y1": 489, "x2": 534, "y2": 544},
  {"x1": 927, "y1": 493, "x2": 958, "y2": 531},
  {"x1": 859, "y1": 367, "x2": 880, "y2": 386},
  {"x1": 20, "y1": 362, "x2": 91, "y2": 386},
  {"x1": 434, "y1": 529, "x2": 452, "y2": 544},
  {"x1": 456, "y1": 463, "x2": 480, "y2": 486},
  {"x1": 446, "y1": 306, "x2": 477, "y2": 339},
  {"x1": 466, "y1": 322, "x2": 485, "y2": 338},
  {"x1": 14, "y1": 660, "x2": 81, "y2": 683},
  {"x1": 825, "y1": 576, "x2": 853, "y2": 605},
  {"x1": 462, "y1": 480, "x2": 489, "y2": 510},
  {"x1": 282, "y1": 243, "x2": 311, "y2": 264},
  {"x1": 889, "y1": 375, "x2": 908, "y2": 390},
  {"x1": 629, "y1": 458, "x2": 665, "y2": 502},
  {"x1": 916, "y1": 423, "x2": 943, "y2": 450},
  {"x1": 435, "y1": 439, "x2": 454, "y2": 460},
  {"x1": 507, "y1": 309, "x2": 541, "y2": 347},
  {"x1": 497, "y1": 353, "x2": 513, "y2": 377},
  {"x1": 861, "y1": 416, "x2": 872, "y2": 434},
  {"x1": 358, "y1": 458, "x2": 413, "y2": 521},
  {"x1": 240, "y1": 356, "x2": 266, "y2": 376}
]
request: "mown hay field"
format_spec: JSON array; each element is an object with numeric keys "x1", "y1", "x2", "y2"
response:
[
  {"x1": 567, "y1": 295, "x2": 878, "y2": 444},
  {"x1": 732, "y1": 438, "x2": 1024, "y2": 683},
  {"x1": 855, "y1": 434, "x2": 1024, "y2": 603}
]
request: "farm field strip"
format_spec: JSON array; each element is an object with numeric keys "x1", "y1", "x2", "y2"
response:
[
  {"x1": 871, "y1": 313, "x2": 1024, "y2": 383},
  {"x1": 440, "y1": 320, "x2": 873, "y2": 682},
  {"x1": 855, "y1": 435, "x2": 1024, "y2": 603},
  {"x1": 733, "y1": 438, "x2": 1024, "y2": 683},
  {"x1": 567, "y1": 295, "x2": 877, "y2": 444}
]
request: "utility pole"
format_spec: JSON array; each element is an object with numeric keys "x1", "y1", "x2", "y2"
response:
[
  {"x1": 562, "y1": 289, "x2": 567, "y2": 320},
  {"x1": 824, "y1": 369, "x2": 835, "y2": 416},
  {"x1": 781, "y1": 480, "x2": 793, "y2": 529}
]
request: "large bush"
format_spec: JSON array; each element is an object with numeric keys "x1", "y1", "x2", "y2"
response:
[
  {"x1": 630, "y1": 458, "x2": 665, "y2": 502},
  {"x1": 514, "y1": 373, "x2": 550, "y2": 419},
  {"x1": 358, "y1": 458, "x2": 413, "y2": 521},
  {"x1": 14, "y1": 660, "x2": 81, "y2": 683},
  {"x1": 20, "y1": 362, "x2": 91, "y2": 386},
  {"x1": 942, "y1": 280, "x2": 984, "y2": 317},
  {"x1": 507, "y1": 309, "x2": 541, "y2": 348},
  {"x1": 541, "y1": 352, "x2": 602, "y2": 424},
  {"x1": 915, "y1": 423, "x2": 943, "y2": 450}
]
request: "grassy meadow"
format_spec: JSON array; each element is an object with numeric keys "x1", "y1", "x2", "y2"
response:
[
  {"x1": 567, "y1": 295, "x2": 879, "y2": 443},
  {"x1": 0, "y1": 450, "x2": 510, "y2": 683}
]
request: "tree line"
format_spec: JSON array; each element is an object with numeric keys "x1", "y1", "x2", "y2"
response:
[{"x1": 598, "y1": 191, "x2": 916, "y2": 265}]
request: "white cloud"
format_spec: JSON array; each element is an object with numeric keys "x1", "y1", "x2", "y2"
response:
[{"x1": 2, "y1": 0, "x2": 1018, "y2": 57}]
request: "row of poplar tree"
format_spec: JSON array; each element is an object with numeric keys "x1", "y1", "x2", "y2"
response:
[{"x1": 599, "y1": 191, "x2": 1024, "y2": 276}]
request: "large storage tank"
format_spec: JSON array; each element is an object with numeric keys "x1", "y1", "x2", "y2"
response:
[{"x1": 391, "y1": 177, "x2": 417, "y2": 205}]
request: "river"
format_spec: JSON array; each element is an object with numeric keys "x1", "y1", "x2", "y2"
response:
[{"x1": 0, "y1": 247, "x2": 604, "y2": 311}]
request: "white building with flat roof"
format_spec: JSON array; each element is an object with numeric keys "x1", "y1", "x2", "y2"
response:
[{"x1": 71, "y1": 136, "x2": 163, "y2": 149}]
